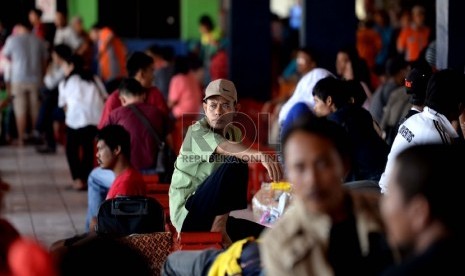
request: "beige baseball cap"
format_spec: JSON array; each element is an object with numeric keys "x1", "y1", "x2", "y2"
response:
[{"x1": 203, "y1": 79, "x2": 237, "y2": 103}]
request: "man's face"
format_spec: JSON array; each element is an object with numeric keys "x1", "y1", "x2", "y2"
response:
[
  {"x1": 313, "y1": 95, "x2": 332, "y2": 117},
  {"x1": 203, "y1": 95, "x2": 236, "y2": 130},
  {"x1": 296, "y1": 51, "x2": 315, "y2": 74},
  {"x1": 89, "y1": 29, "x2": 99, "y2": 42},
  {"x1": 139, "y1": 64, "x2": 155, "y2": 88},
  {"x1": 381, "y1": 164, "x2": 416, "y2": 252},
  {"x1": 55, "y1": 12, "x2": 65, "y2": 28},
  {"x1": 284, "y1": 131, "x2": 347, "y2": 214},
  {"x1": 336, "y1": 52, "x2": 351, "y2": 77},
  {"x1": 29, "y1": 11, "x2": 39, "y2": 24},
  {"x1": 96, "y1": 140, "x2": 116, "y2": 169}
]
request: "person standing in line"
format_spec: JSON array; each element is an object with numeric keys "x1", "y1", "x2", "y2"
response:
[
  {"x1": 58, "y1": 54, "x2": 106, "y2": 191},
  {"x1": 1, "y1": 19, "x2": 48, "y2": 146}
]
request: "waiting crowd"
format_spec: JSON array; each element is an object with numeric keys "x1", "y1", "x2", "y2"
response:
[{"x1": 0, "y1": 3, "x2": 464, "y2": 276}]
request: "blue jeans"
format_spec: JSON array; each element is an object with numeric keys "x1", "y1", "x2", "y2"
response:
[{"x1": 85, "y1": 167, "x2": 115, "y2": 232}]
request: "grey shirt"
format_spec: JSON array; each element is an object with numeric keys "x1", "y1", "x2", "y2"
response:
[{"x1": 2, "y1": 33, "x2": 48, "y2": 84}]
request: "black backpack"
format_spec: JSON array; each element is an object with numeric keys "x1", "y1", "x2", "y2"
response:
[{"x1": 96, "y1": 196, "x2": 165, "y2": 237}]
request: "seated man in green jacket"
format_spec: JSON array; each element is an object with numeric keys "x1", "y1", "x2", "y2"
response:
[{"x1": 169, "y1": 79, "x2": 282, "y2": 246}]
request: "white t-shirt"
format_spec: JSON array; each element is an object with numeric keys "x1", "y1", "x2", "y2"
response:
[
  {"x1": 58, "y1": 75, "x2": 107, "y2": 129},
  {"x1": 54, "y1": 26, "x2": 81, "y2": 51},
  {"x1": 378, "y1": 106, "x2": 459, "y2": 193}
]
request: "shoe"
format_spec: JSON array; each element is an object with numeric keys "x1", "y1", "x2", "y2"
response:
[
  {"x1": 72, "y1": 179, "x2": 87, "y2": 191},
  {"x1": 25, "y1": 136, "x2": 44, "y2": 146},
  {"x1": 36, "y1": 146, "x2": 56, "y2": 154}
]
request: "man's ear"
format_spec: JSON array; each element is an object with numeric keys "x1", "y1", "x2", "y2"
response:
[
  {"x1": 113, "y1": 145, "x2": 122, "y2": 156},
  {"x1": 119, "y1": 95, "x2": 126, "y2": 105},
  {"x1": 408, "y1": 195, "x2": 431, "y2": 233},
  {"x1": 235, "y1": 103, "x2": 241, "y2": 112},
  {"x1": 326, "y1": 96, "x2": 333, "y2": 106},
  {"x1": 202, "y1": 101, "x2": 208, "y2": 114}
]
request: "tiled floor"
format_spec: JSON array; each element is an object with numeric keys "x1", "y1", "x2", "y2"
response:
[
  {"x1": 0, "y1": 144, "x2": 87, "y2": 249},
  {"x1": 0, "y1": 143, "x2": 256, "y2": 249}
]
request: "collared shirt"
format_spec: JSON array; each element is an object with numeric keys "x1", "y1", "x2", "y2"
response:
[
  {"x1": 260, "y1": 191, "x2": 393, "y2": 276},
  {"x1": 379, "y1": 106, "x2": 459, "y2": 193},
  {"x1": 169, "y1": 117, "x2": 242, "y2": 232},
  {"x1": 58, "y1": 75, "x2": 106, "y2": 129}
]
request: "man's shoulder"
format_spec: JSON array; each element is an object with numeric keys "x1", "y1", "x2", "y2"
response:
[{"x1": 117, "y1": 167, "x2": 143, "y2": 182}]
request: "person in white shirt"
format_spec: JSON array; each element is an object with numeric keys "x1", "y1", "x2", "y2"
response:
[
  {"x1": 53, "y1": 11, "x2": 81, "y2": 51},
  {"x1": 378, "y1": 69, "x2": 465, "y2": 193},
  {"x1": 59, "y1": 54, "x2": 107, "y2": 191},
  {"x1": 278, "y1": 67, "x2": 334, "y2": 125}
]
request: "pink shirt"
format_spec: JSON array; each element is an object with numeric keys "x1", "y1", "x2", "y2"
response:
[{"x1": 168, "y1": 72, "x2": 203, "y2": 118}]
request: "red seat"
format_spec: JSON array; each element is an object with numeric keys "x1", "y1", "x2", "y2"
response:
[
  {"x1": 142, "y1": 175, "x2": 171, "y2": 217},
  {"x1": 166, "y1": 222, "x2": 223, "y2": 251}
]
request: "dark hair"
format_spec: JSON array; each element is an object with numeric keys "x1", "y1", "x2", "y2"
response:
[
  {"x1": 374, "y1": 9, "x2": 390, "y2": 26},
  {"x1": 53, "y1": 44, "x2": 72, "y2": 61},
  {"x1": 96, "y1": 124, "x2": 131, "y2": 161},
  {"x1": 63, "y1": 54, "x2": 96, "y2": 84},
  {"x1": 173, "y1": 55, "x2": 192, "y2": 75},
  {"x1": 59, "y1": 236, "x2": 151, "y2": 276},
  {"x1": 298, "y1": 46, "x2": 318, "y2": 65},
  {"x1": 199, "y1": 14, "x2": 214, "y2": 31},
  {"x1": 126, "y1": 51, "x2": 153, "y2": 78},
  {"x1": 338, "y1": 46, "x2": 373, "y2": 90},
  {"x1": 56, "y1": 10, "x2": 68, "y2": 19},
  {"x1": 30, "y1": 8, "x2": 43, "y2": 18},
  {"x1": 18, "y1": 17, "x2": 33, "y2": 30},
  {"x1": 394, "y1": 143, "x2": 465, "y2": 234},
  {"x1": 385, "y1": 54, "x2": 408, "y2": 77},
  {"x1": 91, "y1": 22, "x2": 105, "y2": 30},
  {"x1": 312, "y1": 77, "x2": 351, "y2": 109},
  {"x1": 282, "y1": 114, "x2": 352, "y2": 167},
  {"x1": 424, "y1": 69, "x2": 465, "y2": 117},
  {"x1": 344, "y1": 79, "x2": 367, "y2": 106},
  {"x1": 147, "y1": 44, "x2": 175, "y2": 62},
  {"x1": 118, "y1": 78, "x2": 145, "y2": 97}
]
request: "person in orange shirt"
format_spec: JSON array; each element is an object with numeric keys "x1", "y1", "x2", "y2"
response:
[
  {"x1": 89, "y1": 23, "x2": 127, "y2": 90},
  {"x1": 397, "y1": 5, "x2": 430, "y2": 62},
  {"x1": 356, "y1": 19, "x2": 382, "y2": 70}
]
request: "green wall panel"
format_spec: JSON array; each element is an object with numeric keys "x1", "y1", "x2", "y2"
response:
[
  {"x1": 181, "y1": 0, "x2": 220, "y2": 41},
  {"x1": 67, "y1": 0, "x2": 97, "y2": 30}
]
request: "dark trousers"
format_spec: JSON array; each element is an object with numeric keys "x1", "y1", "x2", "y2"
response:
[
  {"x1": 36, "y1": 87, "x2": 58, "y2": 149},
  {"x1": 182, "y1": 156, "x2": 266, "y2": 241},
  {"x1": 65, "y1": 125, "x2": 97, "y2": 182},
  {"x1": 182, "y1": 156, "x2": 249, "y2": 232}
]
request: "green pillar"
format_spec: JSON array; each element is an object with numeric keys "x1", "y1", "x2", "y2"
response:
[{"x1": 67, "y1": 0, "x2": 98, "y2": 30}]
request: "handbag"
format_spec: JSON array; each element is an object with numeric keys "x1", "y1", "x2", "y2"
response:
[
  {"x1": 128, "y1": 104, "x2": 176, "y2": 182},
  {"x1": 96, "y1": 196, "x2": 165, "y2": 237}
]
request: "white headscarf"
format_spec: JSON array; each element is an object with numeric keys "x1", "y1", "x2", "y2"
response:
[{"x1": 278, "y1": 68, "x2": 335, "y2": 124}]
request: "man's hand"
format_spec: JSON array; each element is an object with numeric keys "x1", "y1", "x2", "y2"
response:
[{"x1": 260, "y1": 153, "x2": 283, "y2": 182}]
